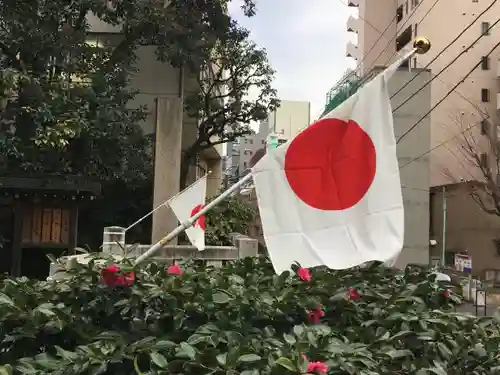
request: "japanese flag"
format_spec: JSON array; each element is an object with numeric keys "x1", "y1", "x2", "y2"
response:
[
  {"x1": 169, "y1": 175, "x2": 207, "y2": 251},
  {"x1": 251, "y1": 63, "x2": 404, "y2": 274}
]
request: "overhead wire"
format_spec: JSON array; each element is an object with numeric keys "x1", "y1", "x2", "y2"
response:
[
  {"x1": 369, "y1": 0, "x2": 441, "y2": 75},
  {"x1": 396, "y1": 38, "x2": 500, "y2": 144},
  {"x1": 331, "y1": 0, "x2": 425, "y2": 92},
  {"x1": 345, "y1": 0, "x2": 484, "y2": 115},
  {"x1": 391, "y1": 2, "x2": 498, "y2": 115}
]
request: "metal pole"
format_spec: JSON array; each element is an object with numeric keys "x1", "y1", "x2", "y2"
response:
[
  {"x1": 441, "y1": 186, "x2": 447, "y2": 267},
  {"x1": 135, "y1": 173, "x2": 253, "y2": 265}
]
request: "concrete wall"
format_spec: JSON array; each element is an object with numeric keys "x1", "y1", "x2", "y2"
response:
[
  {"x1": 390, "y1": 68, "x2": 432, "y2": 267},
  {"x1": 430, "y1": 182, "x2": 500, "y2": 278}
]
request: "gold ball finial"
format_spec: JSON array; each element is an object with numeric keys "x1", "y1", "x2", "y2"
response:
[{"x1": 414, "y1": 36, "x2": 431, "y2": 54}]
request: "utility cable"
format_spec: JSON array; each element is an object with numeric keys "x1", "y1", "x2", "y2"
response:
[
  {"x1": 392, "y1": 18, "x2": 500, "y2": 116},
  {"x1": 396, "y1": 39, "x2": 500, "y2": 144},
  {"x1": 390, "y1": 0, "x2": 497, "y2": 107},
  {"x1": 348, "y1": 0, "x2": 486, "y2": 116},
  {"x1": 370, "y1": 0, "x2": 441, "y2": 76},
  {"x1": 331, "y1": 0, "x2": 425, "y2": 92}
]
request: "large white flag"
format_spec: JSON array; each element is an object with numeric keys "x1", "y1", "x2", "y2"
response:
[
  {"x1": 250, "y1": 63, "x2": 404, "y2": 274},
  {"x1": 169, "y1": 175, "x2": 207, "y2": 251}
]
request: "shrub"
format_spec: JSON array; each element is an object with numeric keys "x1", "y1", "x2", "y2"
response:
[
  {"x1": 205, "y1": 195, "x2": 257, "y2": 245},
  {"x1": 0, "y1": 255, "x2": 499, "y2": 375}
]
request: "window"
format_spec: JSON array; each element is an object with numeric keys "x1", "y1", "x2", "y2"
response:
[
  {"x1": 243, "y1": 162, "x2": 247, "y2": 169},
  {"x1": 261, "y1": 140, "x2": 265, "y2": 145},
  {"x1": 481, "y1": 88, "x2": 490, "y2": 102},
  {"x1": 481, "y1": 56, "x2": 490, "y2": 70},
  {"x1": 405, "y1": 0, "x2": 409, "y2": 14},
  {"x1": 482, "y1": 22, "x2": 490, "y2": 35},
  {"x1": 397, "y1": 5, "x2": 403, "y2": 22},
  {"x1": 481, "y1": 119, "x2": 489, "y2": 135},
  {"x1": 480, "y1": 152, "x2": 488, "y2": 168},
  {"x1": 396, "y1": 26, "x2": 412, "y2": 51},
  {"x1": 249, "y1": 139, "x2": 253, "y2": 144},
  {"x1": 412, "y1": 57, "x2": 417, "y2": 68},
  {"x1": 414, "y1": 23, "x2": 418, "y2": 37},
  {"x1": 473, "y1": 0, "x2": 478, "y2": 2}
]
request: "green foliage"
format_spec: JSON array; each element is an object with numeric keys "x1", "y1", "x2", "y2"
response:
[
  {"x1": 205, "y1": 195, "x2": 257, "y2": 245},
  {"x1": 2, "y1": 255, "x2": 499, "y2": 374}
]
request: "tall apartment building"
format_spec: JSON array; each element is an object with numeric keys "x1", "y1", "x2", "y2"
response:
[
  {"x1": 346, "y1": 0, "x2": 500, "y2": 186},
  {"x1": 344, "y1": 0, "x2": 500, "y2": 274}
]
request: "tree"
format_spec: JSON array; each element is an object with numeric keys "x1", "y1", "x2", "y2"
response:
[
  {"x1": 180, "y1": 24, "x2": 279, "y2": 187},
  {"x1": 0, "y1": 0, "x2": 263, "y2": 185},
  {"x1": 0, "y1": 0, "x2": 151, "y2": 183},
  {"x1": 451, "y1": 110, "x2": 500, "y2": 215}
]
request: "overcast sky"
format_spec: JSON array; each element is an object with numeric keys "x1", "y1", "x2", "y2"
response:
[{"x1": 228, "y1": 0, "x2": 356, "y2": 121}]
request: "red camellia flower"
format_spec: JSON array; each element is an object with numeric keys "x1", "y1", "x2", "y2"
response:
[
  {"x1": 307, "y1": 361, "x2": 329, "y2": 374},
  {"x1": 167, "y1": 264, "x2": 183, "y2": 275},
  {"x1": 297, "y1": 267, "x2": 312, "y2": 282},
  {"x1": 348, "y1": 287, "x2": 361, "y2": 301},
  {"x1": 443, "y1": 289, "x2": 451, "y2": 297},
  {"x1": 307, "y1": 305, "x2": 325, "y2": 324},
  {"x1": 100, "y1": 265, "x2": 135, "y2": 287}
]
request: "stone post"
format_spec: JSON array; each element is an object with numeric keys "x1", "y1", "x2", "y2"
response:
[{"x1": 152, "y1": 97, "x2": 183, "y2": 245}]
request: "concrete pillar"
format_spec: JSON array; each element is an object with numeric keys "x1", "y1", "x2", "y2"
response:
[
  {"x1": 207, "y1": 159, "x2": 222, "y2": 198},
  {"x1": 152, "y1": 97, "x2": 183, "y2": 244}
]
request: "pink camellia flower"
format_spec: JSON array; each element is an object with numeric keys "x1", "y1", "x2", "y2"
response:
[
  {"x1": 307, "y1": 361, "x2": 328, "y2": 374},
  {"x1": 100, "y1": 265, "x2": 135, "y2": 286},
  {"x1": 307, "y1": 305, "x2": 325, "y2": 324},
  {"x1": 348, "y1": 287, "x2": 361, "y2": 301},
  {"x1": 167, "y1": 264, "x2": 183, "y2": 275},
  {"x1": 443, "y1": 289, "x2": 451, "y2": 297},
  {"x1": 297, "y1": 267, "x2": 312, "y2": 282}
]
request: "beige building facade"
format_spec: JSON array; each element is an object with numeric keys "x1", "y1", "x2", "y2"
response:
[
  {"x1": 261, "y1": 100, "x2": 311, "y2": 140},
  {"x1": 344, "y1": 0, "x2": 500, "y2": 274},
  {"x1": 346, "y1": 0, "x2": 500, "y2": 186},
  {"x1": 87, "y1": 15, "x2": 222, "y2": 243}
]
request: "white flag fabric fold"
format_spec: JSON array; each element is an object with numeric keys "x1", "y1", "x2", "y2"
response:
[
  {"x1": 250, "y1": 62, "x2": 404, "y2": 274},
  {"x1": 169, "y1": 175, "x2": 207, "y2": 251}
]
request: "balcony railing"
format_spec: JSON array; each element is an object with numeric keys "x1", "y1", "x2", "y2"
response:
[{"x1": 321, "y1": 73, "x2": 362, "y2": 116}]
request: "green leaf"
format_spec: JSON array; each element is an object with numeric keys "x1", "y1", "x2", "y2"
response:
[
  {"x1": 150, "y1": 352, "x2": 168, "y2": 368},
  {"x1": 154, "y1": 340, "x2": 177, "y2": 349},
  {"x1": 386, "y1": 349, "x2": 413, "y2": 359},
  {"x1": 275, "y1": 357, "x2": 297, "y2": 372},
  {"x1": 238, "y1": 354, "x2": 262, "y2": 363},
  {"x1": 176, "y1": 342, "x2": 196, "y2": 360},
  {"x1": 212, "y1": 292, "x2": 232, "y2": 304},
  {"x1": 216, "y1": 353, "x2": 227, "y2": 366},
  {"x1": 283, "y1": 333, "x2": 296, "y2": 345},
  {"x1": 0, "y1": 365, "x2": 12, "y2": 375},
  {"x1": 0, "y1": 293, "x2": 15, "y2": 308}
]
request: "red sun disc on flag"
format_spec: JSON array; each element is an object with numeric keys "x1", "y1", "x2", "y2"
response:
[
  {"x1": 190, "y1": 204, "x2": 206, "y2": 230},
  {"x1": 284, "y1": 118, "x2": 376, "y2": 211}
]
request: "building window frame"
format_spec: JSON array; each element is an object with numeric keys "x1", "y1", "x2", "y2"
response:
[
  {"x1": 481, "y1": 88, "x2": 490, "y2": 102},
  {"x1": 482, "y1": 21, "x2": 490, "y2": 35},
  {"x1": 481, "y1": 56, "x2": 490, "y2": 70}
]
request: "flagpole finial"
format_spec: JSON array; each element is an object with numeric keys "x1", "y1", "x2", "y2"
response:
[{"x1": 414, "y1": 37, "x2": 431, "y2": 54}]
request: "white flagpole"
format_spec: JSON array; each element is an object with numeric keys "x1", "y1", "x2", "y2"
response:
[
  {"x1": 125, "y1": 174, "x2": 209, "y2": 232},
  {"x1": 135, "y1": 37, "x2": 431, "y2": 265},
  {"x1": 135, "y1": 173, "x2": 253, "y2": 264}
]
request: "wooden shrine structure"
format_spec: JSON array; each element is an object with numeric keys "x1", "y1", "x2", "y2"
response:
[{"x1": 0, "y1": 176, "x2": 100, "y2": 278}]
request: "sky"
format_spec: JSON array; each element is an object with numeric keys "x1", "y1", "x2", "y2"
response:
[{"x1": 228, "y1": 0, "x2": 356, "y2": 121}]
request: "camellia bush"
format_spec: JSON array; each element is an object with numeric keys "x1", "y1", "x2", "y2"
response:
[{"x1": 1, "y1": 255, "x2": 500, "y2": 375}]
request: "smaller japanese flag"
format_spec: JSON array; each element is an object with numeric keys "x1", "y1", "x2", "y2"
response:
[{"x1": 168, "y1": 175, "x2": 207, "y2": 251}]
